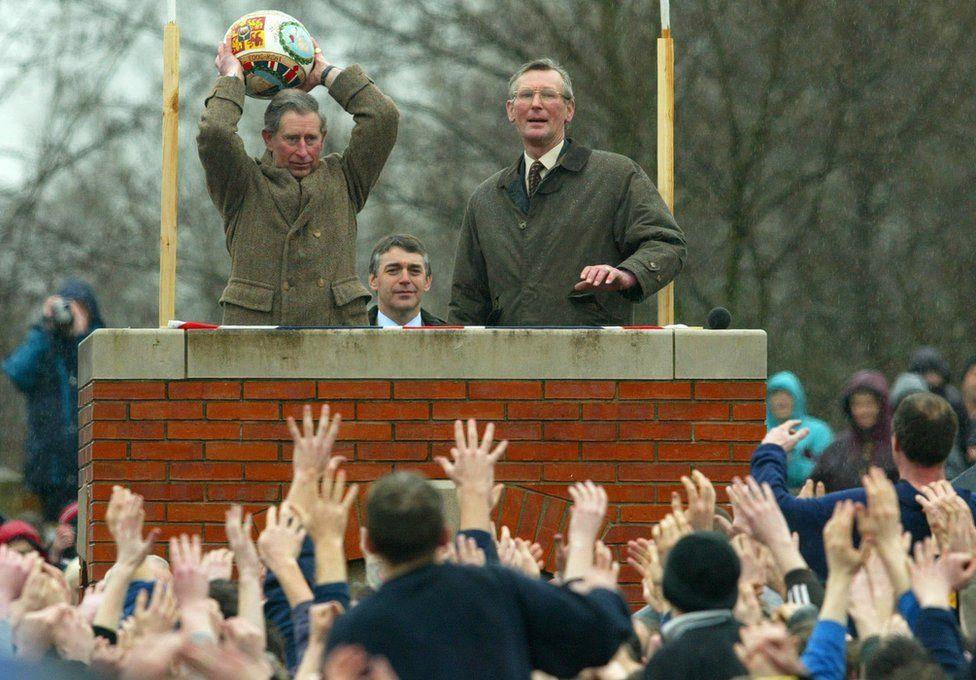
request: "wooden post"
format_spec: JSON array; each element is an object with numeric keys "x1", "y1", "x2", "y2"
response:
[
  {"x1": 159, "y1": 9, "x2": 180, "y2": 327},
  {"x1": 656, "y1": 7, "x2": 675, "y2": 326}
]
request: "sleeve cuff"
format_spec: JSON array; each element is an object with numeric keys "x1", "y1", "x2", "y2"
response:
[
  {"x1": 313, "y1": 581, "x2": 351, "y2": 610},
  {"x1": 206, "y1": 76, "x2": 246, "y2": 108},
  {"x1": 327, "y1": 65, "x2": 373, "y2": 109},
  {"x1": 458, "y1": 529, "x2": 499, "y2": 564}
]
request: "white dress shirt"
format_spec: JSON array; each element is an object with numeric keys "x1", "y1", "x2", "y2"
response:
[
  {"x1": 523, "y1": 140, "x2": 565, "y2": 194},
  {"x1": 376, "y1": 309, "x2": 423, "y2": 328}
]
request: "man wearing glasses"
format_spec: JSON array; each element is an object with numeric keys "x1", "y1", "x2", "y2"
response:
[{"x1": 449, "y1": 58, "x2": 686, "y2": 326}]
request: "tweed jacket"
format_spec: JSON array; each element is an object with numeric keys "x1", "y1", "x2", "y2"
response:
[
  {"x1": 448, "y1": 140, "x2": 686, "y2": 326},
  {"x1": 197, "y1": 67, "x2": 398, "y2": 325}
]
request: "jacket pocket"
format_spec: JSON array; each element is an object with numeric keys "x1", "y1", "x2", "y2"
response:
[
  {"x1": 330, "y1": 276, "x2": 371, "y2": 323},
  {"x1": 219, "y1": 277, "x2": 275, "y2": 313}
]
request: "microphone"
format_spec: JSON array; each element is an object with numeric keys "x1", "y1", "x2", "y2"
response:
[{"x1": 707, "y1": 307, "x2": 731, "y2": 330}]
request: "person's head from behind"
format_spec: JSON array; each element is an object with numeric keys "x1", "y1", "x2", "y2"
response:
[
  {"x1": 892, "y1": 392, "x2": 957, "y2": 470},
  {"x1": 262, "y1": 90, "x2": 326, "y2": 178},
  {"x1": 364, "y1": 472, "x2": 447, "y2": 566},
  {"x1": 662, "y1": 532, "x2": 740, "y2": 616},
  {"x1": 864, "y1": 635, "x2": 948, "y2": 680},
  {"x1": 506, "y1": 58, "x2": 575, "y2": 153},
  {"x1": 368, "y1": 235, "x2": 432, "y2": 324}
]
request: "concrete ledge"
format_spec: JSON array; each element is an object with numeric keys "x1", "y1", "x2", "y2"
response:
[
  {"x1": 79, "y1": 329, "x2": 186, "y2": 384},
  {"x1": 673, "y1": 329, "x2": 767, "y2": 379},
  {"x1": 186, "y1": 329, "x2": 675, "y2": 379}
]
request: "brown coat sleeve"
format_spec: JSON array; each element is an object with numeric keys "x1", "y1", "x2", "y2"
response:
[
  {"x1": 327, "y1": 65, "x2": 400, "y2": 212},
  {"x1": 448, "y1": 198, "x2": 492, "y2": 324},
  {"x1": 196, "y1": 76, "x2": 255, "y2": 226}
]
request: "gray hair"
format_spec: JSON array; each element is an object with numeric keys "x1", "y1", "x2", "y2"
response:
[
  {"x1": 507, "y1": 58, "x2": 575, "y2": 101},
  {"x1": 369, "y1": 234, "x2": 431, "y2": 278},
  {"x1": 264, "y1": 89, "x2": 326, "y2": 135}
]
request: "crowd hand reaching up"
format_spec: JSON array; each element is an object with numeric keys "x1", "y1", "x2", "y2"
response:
[
  {"x1": 121, "y1": 576, "x2": 178, "y2": 644},
  {"x1": 497, "y1": 526, "x2": 543, "y2": 578},
  {"x1": 202, "y1": 548, "x2": 234, "y2": 582},
  {"x1": 734, "y1": 579, "x2": 764, "y2": 625},
  {"x1": 674, "y1": 470, "x2": 716, "y2": 532},
  {"x1": 571, "y1": 540, "x2": 619, "y2": 595},
  {"x1": 51, "y1": 605, "x2": 96, "y2": 664},
  {"x1": 731, "y1": 534, "x2": 767, "y2": 598},
  {"x1": 436, "y1": 419, "x2": 507, "y2": 532},
  {"x1": 442, "y1": 535, "x2": 486, "y2": 567},
  {"x1": 735, "y1": 620, "x2": 808, "y2": 678},
  {"x1": 295, "y1": 601, "x2": 345, "y2": 680},
  {"x1": 307, "y1": 457, "x2": 359, "y2": 585},
  {"x1": 0, "y1": 545, "x2": 38, "y2": 618},
  {"x1": 564, "y1": 481, "x2": 608, "y2": 580},
  {"x1": 651, "y1": 510, "x2": 691, "y2": 565},
  {"x1": 225, "y1": 504, "x2": 266, "y2": 639},
  {"x1": 627, "y1": 538, "x2": 666, "y2": 612},
  {"x1": 848, "y1": 553, "x2": 895, "y2": 639},
  {"x1": 797, "y1": 479, "x2": 826, "y2": 499},
  {"x1": 761, "y1": 419, "x2": 810, "y2": 453},
  {"x1": 911, "y1": 536, "x2": 976, "y2": 608},
  {"x1": 324, "y1": 646, "x2": 400, "y2": 680},
  {"x1": 727, "y1": 476, "x2": 807, "y2": 574},
  {"x1": 858, "y1": 467, "x2": 910, "y2": 595},
  {"x1": 13, "y1": 603, "x2": 68, "y2": 661},
  {"x1": 169, "y1": 533, "x2": 218, "y2": 639},
  {"x1": 821, "y1": 500, "x2": 865, "y2": 623},
  {"x1": 287, "y1": 404, "x2": 343, "y2": 516},
  {"x1": 178, "y1": 636, "x2": 272, "y2": 680},
  {"x1": 257, "y1": 504, "x2": 313, "y2": 606},
  {"x1": 916, "y1": 480, "x2": 976, "y2": 553}
]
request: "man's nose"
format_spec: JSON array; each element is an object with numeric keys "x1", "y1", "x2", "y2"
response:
[{"x1": 398, "y1": 269, "x2": 411, "y2": 282}]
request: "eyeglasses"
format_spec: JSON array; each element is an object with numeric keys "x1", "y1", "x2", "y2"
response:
[{"x1": 510, "y1": 88, "x2": 570, "y2": 104}]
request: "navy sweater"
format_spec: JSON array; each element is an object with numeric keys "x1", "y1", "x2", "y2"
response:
[
  {"x1": 327, "y1": 561, "x2": 631, "y2": 680},
  {"x1": 750, "y1": 443, "x2": 976, "y2": 579}
]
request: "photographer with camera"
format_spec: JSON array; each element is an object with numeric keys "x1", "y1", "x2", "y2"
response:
[{"x1": 3, "y1": 280, "x2": 104, "y2": 521}]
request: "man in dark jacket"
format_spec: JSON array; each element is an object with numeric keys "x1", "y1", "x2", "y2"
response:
[
  {"x1": 910, "y1": 346, "x2": 970, "y2": 456},
  {"x1": 3, "y1": 280, "x2": 104, "y2": 520},
  {"x1": 644, "y1": 532, "x2": 745, "y2": 680},
  {"x1": 449, "y1": 58, "x2": 686, "y2": 326},
  {"x1": 367, "y1": 234, "x2": 445, "y2": 327}
]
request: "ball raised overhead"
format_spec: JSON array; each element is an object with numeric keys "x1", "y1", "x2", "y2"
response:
[{"x1": 225, "y1": 10, "x2": 316, "y2": 99}]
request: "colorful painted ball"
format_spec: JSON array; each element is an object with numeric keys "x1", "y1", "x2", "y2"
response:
[{"x1": 224, "y1": 10, "x2": 316, "y2": 99}]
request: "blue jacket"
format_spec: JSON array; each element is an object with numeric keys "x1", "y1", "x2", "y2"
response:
[
  {"x1": 2, "y1": 281, "x2": 104, "y2": 491},
  {"x1": 750, "y1": 442, "x2": 976, "y2": 579},
  {"x1": 766, "y1": 371, "x2": 834, "y2": 487}
]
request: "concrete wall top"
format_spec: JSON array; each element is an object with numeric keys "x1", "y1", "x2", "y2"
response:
[{"x1": 79, "y1": 327, "x2": 767, "y2": 381}]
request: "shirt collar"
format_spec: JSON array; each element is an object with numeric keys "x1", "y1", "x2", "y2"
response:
[
  {"x1": 376, "y1": 309, "x2": 423, "y2": 328},
  {"x1": 524, "y1": 139, "x2": 565, "y2": 173}
]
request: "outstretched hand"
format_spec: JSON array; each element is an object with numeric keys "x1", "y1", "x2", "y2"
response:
[
  {"x1": 215, "y1": 36, "x2": 244, "y2": 79},
  {"x1": 761, "y1": 419, "x2": 810, "y2": 453},
  {"x1": 436, "y1": 419, "x2": 507, "y2": 532}
]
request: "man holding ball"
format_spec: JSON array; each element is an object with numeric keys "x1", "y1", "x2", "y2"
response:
[{"x1": 197, "y1": 30, "x2": 399, "y2": 326}]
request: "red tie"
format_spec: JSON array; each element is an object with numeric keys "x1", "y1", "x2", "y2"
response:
[{"x1": 528, "y1": 160, "x2": 544, "y2": 196}]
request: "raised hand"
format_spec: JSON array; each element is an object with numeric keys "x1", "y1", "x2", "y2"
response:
[
  {"x1": 307, "y1": 458, "x2": 359, "y2": 584},
  {"x1": 51, "y1": 605, "x2": 95, "y2": 663},
  {"x1": 222, "y1": 616, "x2": 267, "y2": 662},
  {"x1": 124, "y1": 577, "x2": 178, "y2": 640},
  {"x1": 678, "y1": 470, "x2": 716, "y2": 531},
  {"x1": 572, "y1": 540, "x2": 619, "y2": 594},
  {"x1": 917, "y1": 481, "x2": 976, "y2": 553},
  {"x1": 289, "y1": 404, "x2": 342, "y2": 473},
  {"x1": 564, "y1": 481, "x2": 608, "y2": 580},
  {"x1": 858, "y1": 467, "x2": 909, "y2": 594},
  {"x1": 215, "y1": 36, "x2": 244, "y2": 79},
  {"x1": 761, "y1": 419, "x2": 810, "y2": 453},
  {"x1": 797, "y1": 478, "x2": 826, "y2": 499},
  {"x1": 735, "y1": 620, "x2": 807, "y2": 677},
  {"x1": 202, "y1": 548, "x2": 234, "y2": 582},
  {"x1": 0, "y1": 545, "x2": 35, "y2": 616},
  {"x1": 652, "y1": 511, "x2": 691, "y2": 564},
  {"x1": 627, "y1": 538, "x2": 666, "y2": 611},
  {"x1": 225, "y1": 505, "x2": 261, "y2": 577},
  {"x1": 169, "y1": 534, "x2": 209, "y2": 607},
  {"x1": 257, "y1": 504, "x2": 307, "y2": 570},
  {"x1": 112, "y1": 488, "x2": 160, "y2": 570},
  {"x1": 824, "y1": 500, "x2": 865, "y2": 577},
  {"x1": 435, "y1": 419, "x2": 507, "y2": 532}
]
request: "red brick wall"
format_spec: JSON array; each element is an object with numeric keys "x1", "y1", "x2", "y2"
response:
[{"x1": 79, "y1": 378, "x2": 764, "y2": 605}]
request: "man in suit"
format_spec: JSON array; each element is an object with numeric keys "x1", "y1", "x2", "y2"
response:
[{"x1": 368, "y1": 234, "x2": 445, "y2": 327}]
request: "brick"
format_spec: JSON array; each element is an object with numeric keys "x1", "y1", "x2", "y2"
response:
[
  {"x1": 695, "y1": 423, "x2": 767, "y2": 442},
  {"x1": 243, "y1": 381, "x2": 316, "y2": 400},
  {"x1": 536, "y1": 499, "x2": 568, "y2": 557},
  {"x1": 318, "y1": 380, "x2": 391, "y2": 399},
  {"x1": 102, "y1": 482, "x2": 204, "y2": 503},
  {"x1": 203, "y1": 525, "x2": 228, "y2": 543},
  {"x1": 581, "y1": 442, "x2": 655, "y2": 461},
  {"x1": 516, "y1": 493, "x2": 545, "y2": 538},
  {"x1": 469, "y1": 381, "x2": 543, "y2": 400},
  {"x1": 495, "y1": 463, "x2": 543, "y2": 481},
  {"x1": 91, "y1": 421, "x2": 165, "y2": 440},
  {"x1": 604, "y1": 525, "x2": 656, "y2": 544},
  {"x1": 169, "y1": 462, "x2": 243, "y2": 480},
  {"x1": 205, "y1": 442, "x2": 279, "y2": 461},
  {"x1": 432, "y1": 401, "x2": 505, "y2": 420},
  {"x1": 131, "y1": 441, "x2": 203, "y2": 460},
  {"x1": 168, "y1": 421, "x2": 241, "y2": 440},
  {"x1": 619, "y1": 381, "x2": 692, "y2": 399},
  {"x1": 508, "y1": 402, "x2": 580, "y2": 420},
  {"x1": 92, "y1": 402, "x2": 127, "y2": 420},
  {"x1": 693, "y1": 464, "x2": 748, "y2": 482},
  {"x1": 206, "y1": 401, "x2": 280, "y2": 420},
  {"x1": 732, "y1": 443, "x2": 757, "y2": 461},
  {"x1": 130, "y1": 401, "x2": 203, "y2": 420},
  {"x1": 168, "y1": 503, "x2": 234, "y2": 522},
  {"x1": 498, "y1": 489, "x2": 525, "y2": 531},
  {"x1": 149, "y1": 525, "x2": 206, "y2": 543},
  {"x1": 618, "y1": 563, "x2": 643, "y2": 584},
  {"x1": 544, "y1": 381, "x2": 615, "y2": 399},
  {"x1": 79, "y1": 444, "x2": 92, "y2": 467},
  {"x1": 169, "y1": 381, "x2": 241, "y2": 400},
  {"x1": 356, "y1": 442, "x2": 429, "y2": 461},
  {"x1": 339, "y1": 422, "x2": 393, "y2": 441},
  {"x1": 92, "y1": 381, "x2": 166, "y2": 400},
  {"x1": 617, "y1": 463, "x2": 691, "y2": 481},
  {"x1": 544, "y1": 422, "x2": 616, "y2": 441},
  {"x1": 619, "y1": 505, "x2": 671, "y2": 522},
  {"x1": 344, "y1": 463, "x2": 394, "y2": 481},
  {"x1": 603, "y1": 485, "x2": 655, "y2": 503},
  {"x1": 658, "y1": 402, "x2": 730, "y2": 421},
  {"x1": 78, "y1": 424, "x2": 92, "y2": 448},
  {"x1": 581, "y1": 403, "x2": 655, "y2": 420},
  {"x1": 79, "y1": 384, "x2": 94, "y2": 406},
  {"x1": 395, "y1": 462, "x2": 448, "y2": 479},
  {"x1": 505, "y1": 442, "x2": 579, "y2": 461},
  {"x1": 393, "y1": 381, "x2": 466, "y2": 400},
  {"x1": 357, "y1": 402, "x2": 429, "y2": 421},
  {"x1": 492, "y1": 422, "x2": 543, "y2": 441},
  {"x1": 281, "y1": 402, "x2": 356, "y2": 421},
  {"x1": 658, "y1": 442, "x2": 731, "y2": 461},
  {"x1": 733, "y1": 402, "x2": 766, "y2": 420},
  {"x1": 244, "y1": 463, "x2": 292, "y2": 482},
  {"x1": 207, "y1": 483, "x2": 282, "y2": 503},
  {"x1": 92, "y1": 461, "x2": 167, "y2": 481},
  {"x1": 393, "y1": 422, "x2": 457, "y2": 441},
  {"x1": 79, "y1": 404, "x2": 93, "y2": 427},
  {"x1": 619, "y1": 422, "x2": 691, "y2": 440},
  {"x1": 241, "y1": 422, "x2": 290, "y2": 440},
  {"x1": 695, "y1": 381, "x2": 766, "y2": 400},
  {"x1": 543, "y1": 463, "x2": 615, "y2": 482},
  {"x1": 518, "y1": 484, "x2": 573, "y2": 501},
  {"x1": 90, "y1": 441, "x2": 128, "y2": 460}
]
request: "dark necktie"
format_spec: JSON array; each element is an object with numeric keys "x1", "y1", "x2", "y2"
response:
[{"x1": 527, "y1": 160, "x2": 544, "y2": 196}]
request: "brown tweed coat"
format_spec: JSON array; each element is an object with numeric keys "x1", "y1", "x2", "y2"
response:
[
  {"x1": 448, "y1": 140, "x2": 686, "y2": 326},
  {"x1": 197, "y1": 67, "x2": 398, "y2": 326}
]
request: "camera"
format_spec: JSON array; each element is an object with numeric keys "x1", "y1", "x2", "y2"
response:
[{"x1": 49, "y1": 298, "x2": 74, "y2": 335}]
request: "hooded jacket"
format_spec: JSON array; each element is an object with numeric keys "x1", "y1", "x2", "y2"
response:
[
  {"x1": 765, "y1": 371, "x2": 833, "y2": 488},
  {"x1": 2, "y1": 280, "x2": 105, "y2": 500},
  {"x1": 810, "y1": 370, "x2": 896, "y2": 492},
  {"x1": 909, "y1": 347, "x2": 969, "y2": 452}
]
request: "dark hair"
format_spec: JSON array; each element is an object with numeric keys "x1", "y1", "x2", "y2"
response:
[
  {"x1": 892, "y1": 392, "x2": 958, "y2": 467},
  {"x1": 864, "y1": 636, "x2": 947, "y2": 679},
  {"x1": 366, "y1": 472, "x2": 444, "y2": 565},
  {"x1": 208, "y1": 579, "x2": 238, "y2": 619},
  {"x1": 368, "y1": 234, "x2": 431, "y2": 278},
  {"x1": 264, "y1": 89, "x2": 326, "y2": 135}
]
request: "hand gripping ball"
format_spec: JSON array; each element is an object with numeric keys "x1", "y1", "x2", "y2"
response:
[{"x1": 225, "y1": 10, "x2": 316, "y2": 99}]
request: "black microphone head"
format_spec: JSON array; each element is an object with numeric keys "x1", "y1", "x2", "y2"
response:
[{"x1": 707, "y1": 307, "x2": 731, "y2": 330}]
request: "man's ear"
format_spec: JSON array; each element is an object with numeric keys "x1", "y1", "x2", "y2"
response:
[
  {"x1": 368, "y1": 274, "x2": 379, "y2": 292},
  {"x1": 261, "y1": 128, "x2": 273, "y2": 150},
  {"x1": 422, "y1": 275, "x2": 432, "y2": 293},
  {"x1": 565, "y1": 99, "x2": 576, "y2": 124},
  {"x1": 506, "y1": 99, "x2": 516, "y2": 123}
]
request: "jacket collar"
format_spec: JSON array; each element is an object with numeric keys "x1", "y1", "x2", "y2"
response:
[
  {"x1": 495, "y1": 138, "x2": 592, "y2": 190},
  {"x1": 661, "y1": 609, "x2": 736, "y2": 643},
  {"x1": 367, "y1": 306, "x2": 446, "y2": 327}
]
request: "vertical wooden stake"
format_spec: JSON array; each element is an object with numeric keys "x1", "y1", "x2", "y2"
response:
[
  {"x1": 656, "y1": 30, "x2": 675, "y2": 326},
  {"x1": 159, "y1": 20, "x2": 180, "y2": 327}
]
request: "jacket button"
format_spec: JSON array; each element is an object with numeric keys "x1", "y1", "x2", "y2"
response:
[
  {"x1": 518, "y1": 221, "x2": 527, "y2": 230},
  {"x1": 312, "y1": 230, "x2": 321, "y2": 238},
  {"x1": 282, "y1": 281, "x2": 291, "y2": 291},
  {"x1": 649, "y1": 261, "x2": 659, "y2": 269},
  {"x1": 317, "y1": 278, "x2": 326, "y2": 287}
]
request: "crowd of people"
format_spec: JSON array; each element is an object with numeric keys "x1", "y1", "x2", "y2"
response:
[{"x1": 0, "y1": 389, "x2": 974, "y2": 679}]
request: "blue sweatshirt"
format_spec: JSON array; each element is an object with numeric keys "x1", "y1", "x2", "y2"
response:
[{"x1": 750, "y1": 443, "x2": 976, "y2": 579}]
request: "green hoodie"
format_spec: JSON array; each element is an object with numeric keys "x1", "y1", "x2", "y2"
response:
[{"x1": 766, "y1": 371, "x2": 834, "y2": 487}]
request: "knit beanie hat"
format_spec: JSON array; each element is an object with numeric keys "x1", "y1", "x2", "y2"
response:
[
  {"x1": 0, "y1": 520, "x2": 46, "y2": 558},
  {"x1": 662, "y1": 532, "x2": 740, "y2": 613}
]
